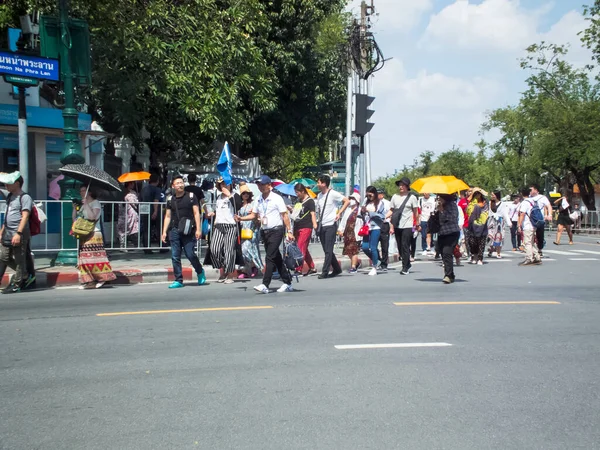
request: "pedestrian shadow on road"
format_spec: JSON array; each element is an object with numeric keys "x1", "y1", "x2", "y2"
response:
[{"x1": 414, "y1": 278, "x2": 467, "y2": 283}]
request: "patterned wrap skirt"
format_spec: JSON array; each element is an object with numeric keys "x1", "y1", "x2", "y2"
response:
[{"x1": 78, "y1": 231, "x2": 117, "y2": 284}]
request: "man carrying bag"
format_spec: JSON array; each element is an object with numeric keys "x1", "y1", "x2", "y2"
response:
[
  {"x1": 162, "y1": 175, "x2": 206, "y2": 289},
  {"x1": 386, "y1": 177, "x2": 420, "y2": 276}
]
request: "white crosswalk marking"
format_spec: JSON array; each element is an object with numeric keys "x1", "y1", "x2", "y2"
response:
[
  {"x1": 542, "y1": 249, "x2": 582, "y2": 256},
  {"x1": 573, "y1": 250, "x2": 600, "y2": 256},
  {"x1": 570, "y1": 258, "x2": 599, "y2": 261}
]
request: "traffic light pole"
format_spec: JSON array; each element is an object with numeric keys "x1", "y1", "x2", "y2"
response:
[
  {"x1": 345, "y1": 71, "x2": 354, "y2": 197},
  {"x1": 365, "y1": 77, "x2": 372, "y2": 187}
]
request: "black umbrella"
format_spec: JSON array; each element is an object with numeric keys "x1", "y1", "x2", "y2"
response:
[{"x1": 59, "y1": 164, "x2": 122, "y2": 192}]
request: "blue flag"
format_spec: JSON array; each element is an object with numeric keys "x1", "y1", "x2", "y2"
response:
[{"x1": 216, "y1": 141, "x2": 232, "y2": 185}]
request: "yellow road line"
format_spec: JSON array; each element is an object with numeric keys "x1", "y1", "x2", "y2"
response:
[
  {"x1": 394, "y1": 301, "x2": 561, "y2": 306},
  {"x1": 97, "y1": 305, "x2": 274, "y2": 317}
]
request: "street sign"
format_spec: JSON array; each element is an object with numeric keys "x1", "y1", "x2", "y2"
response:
[
  {"x1": 39, "y1": 16, "x2": 92, "y2": 86},
  {"x1": 0, "y1": 51, "x2": 59, "y2": 81},
  {"x1": 2, "y1": 74, "x2": 39, "y2": 87}
]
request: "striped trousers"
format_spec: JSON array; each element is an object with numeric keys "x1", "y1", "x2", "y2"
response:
[{"x1": 210, "y1": 223, "x2": 238, "y2": 274}]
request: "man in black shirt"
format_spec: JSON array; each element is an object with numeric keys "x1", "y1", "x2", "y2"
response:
[
  {"x1": 162, "y1": 175, "x2": 206, "y2": 289},
  {"x1": 185, "y1": 174, "x2": 205, "y2": 203}
]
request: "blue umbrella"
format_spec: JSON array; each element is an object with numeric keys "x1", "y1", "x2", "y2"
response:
[{"x1": 274, "y1": 183, "x2": 297, "y2": 197}]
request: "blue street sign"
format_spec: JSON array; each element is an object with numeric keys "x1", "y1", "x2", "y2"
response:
[{"x1": 0, "y1": 51, "x2": 59, "y2": 82}]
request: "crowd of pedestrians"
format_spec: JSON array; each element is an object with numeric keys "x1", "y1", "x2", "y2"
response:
[{"x1": 0, "y1": 169, "x2": 591, "y2": 294}]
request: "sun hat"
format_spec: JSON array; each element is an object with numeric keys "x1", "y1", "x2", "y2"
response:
[{"x1": 395, "y1": 177, "x2": 411, "y2": 187}]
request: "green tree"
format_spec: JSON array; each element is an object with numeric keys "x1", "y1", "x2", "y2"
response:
[
  {"x1": 483, "y1": 43, "x2": 600, "y2": 209},
  {"x1": 1, "y1": 0, "x2": 350, "y2": 173}
]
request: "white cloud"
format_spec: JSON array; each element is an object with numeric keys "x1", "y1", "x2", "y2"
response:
[
  {"x1": 369, "y1": 59, "x2": 504, "y2": 176},
  {"x1": 420, "y1": 0, "x2": 541, "y2": 52},
  {"x1": 346, "y1": 0, "x2": 433, "y2": 32},
  {"x1": 365, "y1": 1, "x2": 592, "y2": 177}
]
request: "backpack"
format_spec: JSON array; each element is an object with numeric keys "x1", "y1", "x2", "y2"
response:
[
  {"x1": 284, "y1": 241, "x2": 304, "y2": 271},
  {"x1": 6, "y1": 193, "x2": 42, "y2": 236},
  {"x1": 527, "y1": 200, "x2": 545, "y2": 229}
]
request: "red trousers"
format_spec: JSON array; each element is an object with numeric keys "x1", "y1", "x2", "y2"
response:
[{"x1": 294, "y1": 227, "x2": 315, "y2": 271}]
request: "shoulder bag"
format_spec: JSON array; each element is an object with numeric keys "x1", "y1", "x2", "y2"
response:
[
  {"x1": 316, "y1": 190, "x2": 331, "y2": 235},
  {"x1": 390, "y1": 193, "x2": 413, "y2": 228},
  {"x1": 173, "y1": 193, "x2": 195, "y2": 236}
]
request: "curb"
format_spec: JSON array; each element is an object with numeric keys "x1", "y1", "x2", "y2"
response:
[{"x1": 15, "y1": 254, "x2": 402, "y2": 290}]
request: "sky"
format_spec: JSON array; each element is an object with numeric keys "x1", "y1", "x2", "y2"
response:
[{"x1": 346, "y1": 0, "x2": 591, "y2": 179}]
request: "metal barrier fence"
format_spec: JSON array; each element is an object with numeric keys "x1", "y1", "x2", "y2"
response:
[{"x1": 0, "y1": 199, "x2": 219, "y2": 253}]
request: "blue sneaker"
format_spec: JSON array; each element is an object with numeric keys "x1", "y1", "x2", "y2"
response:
[
  {"x1": 197, "y1": 269, "x2": 206, "y2": 286},
  {"x1": 168, "y1": 281, "x2": 184, "y2": 289}
]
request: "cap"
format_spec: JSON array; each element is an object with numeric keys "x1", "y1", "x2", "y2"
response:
[
  {"x1": 0, "y1": 171, "x2": 21, "y2": 185},
  {"x1": 376, "y1": 188, "x2": 385, "y2": 195},
  {"x1": 256, "y1": 175, "x2": 272, "y2": 185},
  {"x1": 240, "y1": 185, "x2": 251, "y2": 194},
  {"x1": 395, "y1": 177, "x2": 411, "y2": 187}
]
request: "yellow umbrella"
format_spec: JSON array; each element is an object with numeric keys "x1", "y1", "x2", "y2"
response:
[
  {"x1": 411, "y1": 176, "x2": 469, "y2": 194},
  {"x1": 118, "y1": 171, "x2": 151, "y2": 183},
  {"x1": 307, "y1": 188, "x2": 317, "y2": 199}
]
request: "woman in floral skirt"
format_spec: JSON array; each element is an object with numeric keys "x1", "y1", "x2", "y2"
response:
[{"x1": 73, "y1": 186, "x2": 116, "y2": 289}]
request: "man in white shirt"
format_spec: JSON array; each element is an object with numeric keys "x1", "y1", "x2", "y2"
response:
[
  {"x1": 508, "y1": 195, "x2": 522, "y2": 251},
  {"x1": 529, "y1": 184, "x2": 552, "y2": 258},
  {"x1": 517, "y1": 187, "x2": 542, "y2": 266},
  {"x1": 316, "y1": 175, "x2": 350, "y2": 279},
  {"x1": 236, "y1": 175, "x2": 294, "y2": 293},
  {"x1": 377, "y1": 188, "x2": 391, "y2": 270},
  {"x1": 418, "y1": 193, "x2": 436, "y2": 254},
  {"x1": 386, "y1": 177, "x2": 420, "y2": 275}
]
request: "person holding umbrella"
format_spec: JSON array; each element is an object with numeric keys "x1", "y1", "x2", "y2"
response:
[
  {"x1": 73, "y1": 185, "x2": 117, "y2": 289},
  {"x1": 117, "y1": 181, "x2": 140, "y2": 249}
]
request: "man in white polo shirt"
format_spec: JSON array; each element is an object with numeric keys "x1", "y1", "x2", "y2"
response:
[
  {"x1": 236, "y1": 175, "x2": 294, "y2": 293},
  {"x1": 316, "y1": 175, "x2": 350, "y2": 279}
]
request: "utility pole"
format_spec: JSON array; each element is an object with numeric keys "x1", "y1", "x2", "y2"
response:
[
  {"x1": 17, "y1": 86, "x2": 28, "y2": 192},
  {"x1": 15, "y1": 39, "x2": 29, "y2": 193}
]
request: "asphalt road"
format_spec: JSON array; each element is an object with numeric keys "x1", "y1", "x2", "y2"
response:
[{"x1": 1, "y1": 242, "x2": 600, "y2": 450}]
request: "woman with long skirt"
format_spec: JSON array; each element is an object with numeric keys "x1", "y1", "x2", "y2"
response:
[{"x1": 74, "y1": 186, "x2": 116, "y2": 289}]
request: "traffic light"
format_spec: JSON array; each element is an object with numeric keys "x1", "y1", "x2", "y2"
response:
[{"x1": 354, "y1": 93, "x2": 375, "y2": 136}]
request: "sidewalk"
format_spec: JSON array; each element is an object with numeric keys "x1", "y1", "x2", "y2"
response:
[{"x1": 6, "y1": 244, "x2": 401, "y2": 289}]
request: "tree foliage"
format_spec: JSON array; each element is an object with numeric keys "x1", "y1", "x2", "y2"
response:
[{"x1": 1, "y1": 0, "x2": 350, "y2": 174}]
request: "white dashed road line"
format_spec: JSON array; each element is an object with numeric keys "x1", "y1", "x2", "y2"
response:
[{"x1": 334, "y1": 343, "x2": 453, "y2": 350}]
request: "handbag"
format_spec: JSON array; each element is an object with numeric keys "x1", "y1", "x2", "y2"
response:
[
  {"x1": 284, "y1": 241, "x2": 304, "y2": 271},
  {"x1": 1, "y1": 228, "x2": 16, "y2": 247},
  {"x1": 241, "y1": 228, "x2": 254, "y2": 240},
  {"x1": 357, "y1": 224, "x2": 370, "y2": 237},
  {"x1": 71, "y1": 217, "x2": 96, "y2": 239},
  {"x1": 172, "y1": 193, "x2": 194, "y2": 236}
]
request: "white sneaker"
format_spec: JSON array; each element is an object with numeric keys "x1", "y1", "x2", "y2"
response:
[
  {"x1": 368, "y1": 267, "x2": 377, "y2": 276},
  {"x1": 254, "y1": 284, "x2": 269, "y2": 294},
  {"x1": 277, "y1": 284, "x2": 293, "y2": 293},
  {"x1": 477, "y1": 260, "x2": 483, "y2": 266},
  {"x1": 421, "y1": 250, "x2": 428, "y2": 256}
]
